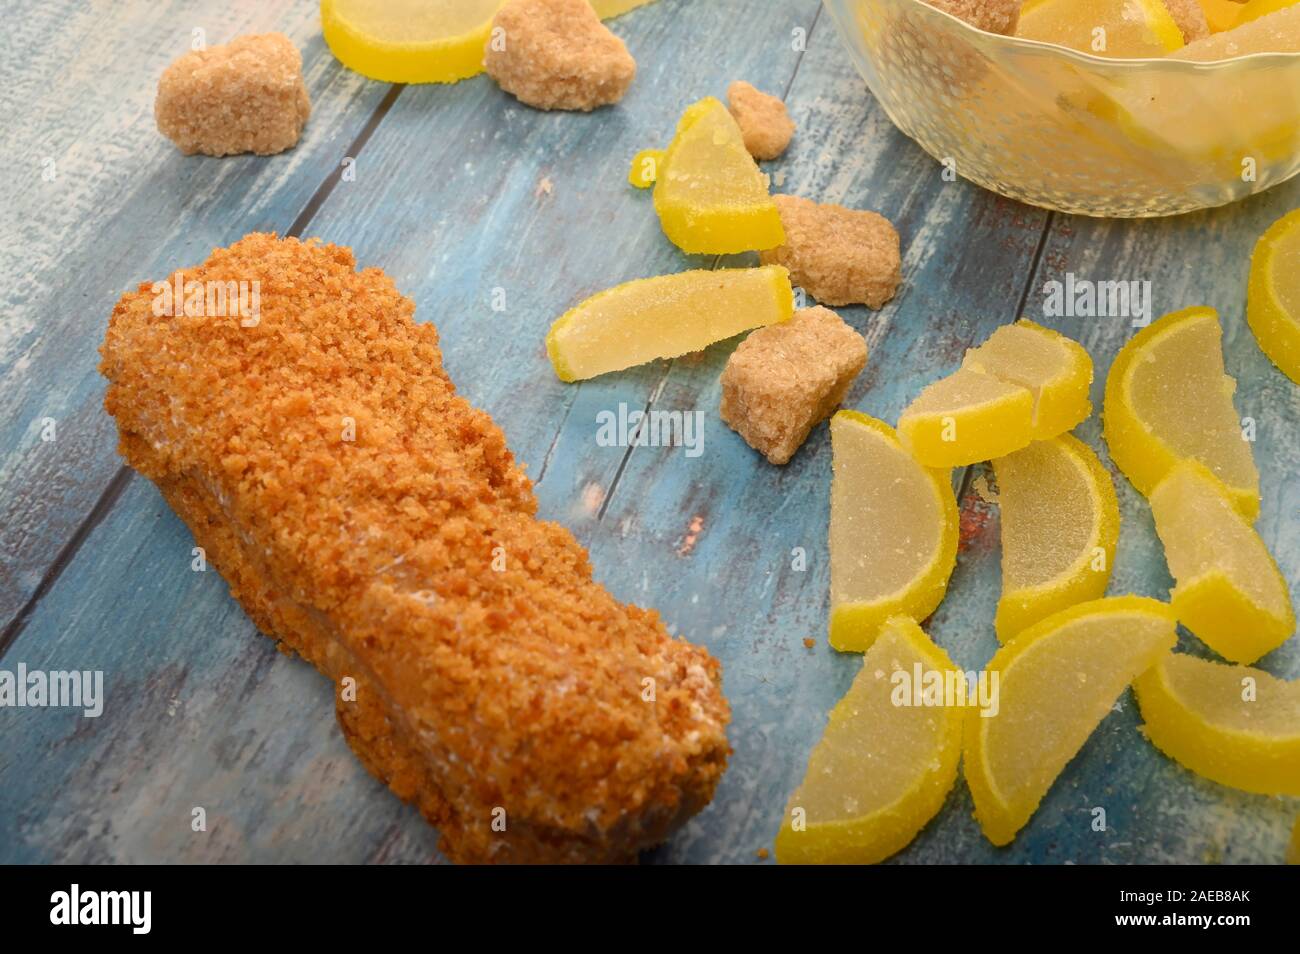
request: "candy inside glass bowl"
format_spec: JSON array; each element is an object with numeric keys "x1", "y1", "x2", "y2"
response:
[{"x1": 822, "y1": 0, "x2": 1300, "y2": 217}]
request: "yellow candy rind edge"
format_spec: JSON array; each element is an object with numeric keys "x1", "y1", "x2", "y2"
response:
[
  {"x1": 321, "y1": 0, "x2": 494, "y2": 85},
  {"x1": 827, "y1": 412, "x2": 959, "y2": 652},
  {"x1": 1102, "y1": 306, "x2": 1260, "y2": 521},
  {"x1": 1134, "y1": 655, "x2": 1300, "y2": 797},
  {"x1": 965, "y1": 596, "x2": 1177, "y2": 847},
  {"x1": 776, "y1": 618, "x2": 964, "y2": 864},
  {"x1": 1170, "y1": 572, "x2": 1295, "y2": 665},
  {"x1": 898, "y1": 383, "x2": 1036, "y2": 468},
  {"x1": 656, "y1": 204, "x2": 786, "y2": 255},
  {"x1": 1247, "y1": 208, "x2": 1300, "y2": 385},
  {"x1": 993, "y1": 434, "x2": 1120, "y2": 643}
]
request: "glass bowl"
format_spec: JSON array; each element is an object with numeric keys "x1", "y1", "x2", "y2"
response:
[{"x1": 822, "y1": 0, "x2": 1300, "y2": 217}]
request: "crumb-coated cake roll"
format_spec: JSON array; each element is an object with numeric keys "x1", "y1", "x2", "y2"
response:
[{"x1": 99, "y1": 233, "x2": 730, "y2": 863}]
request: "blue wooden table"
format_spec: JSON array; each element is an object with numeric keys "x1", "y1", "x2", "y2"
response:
[{"x1": 1, "y1": 0, "x2": 1296, "y2": 864}]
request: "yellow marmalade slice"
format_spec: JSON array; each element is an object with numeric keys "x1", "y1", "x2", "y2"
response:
[
  {"x1": 1103, "y1": 306, "x2": 1259, "y2": 520},
  {"x1": 652, "y1": 97, "x2": 784, "y2": 254},
  {"x1": 322, "y1": 0, "x2": 657, "y2": 83},
  {"x1": 1148, "y1": 461, "x2": 1294, "y2": 664},
  {"x1": 992, "y1": 434, "x2": 1120, "y2": 642},
  {"x1": 1248, "y1": 206, "x2": 1300, "y2": 384},
  {"x1": 899, "y1": 320, "x2": 1093, "y2": 467},
  {"x1": 776, "y1": 616, "x2": 964, "y2": 864},
  {"x1": 961, "y1": 319, "x2": 1093, "y2": 440},
  {"x1": 546, "y1": 265, "x2": 793, "y2": 381},
  {"x1": 1136, "y1": 652, "x2": 1300, "y2": 796},
  {"x1": 898, "y1": 368, "x2": 1035, "y2": 468},
  {"x1": 828, "y1": 411, "x2": 959, "y2": 651},
  {"x1": 965, "y1": 596, "x2": 1176, "y2": 846},
  {"x1": 321, "y1": 0, "x2": 504, "y2": 84}
]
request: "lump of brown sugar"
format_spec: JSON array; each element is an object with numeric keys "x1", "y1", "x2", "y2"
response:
[
  {"x1": 484, "y1": 0, "x2": 636, "y2": 111},
  {"x1": 155, "y1": 33, "x2": 310, "y2": 157},
  {"x1": 726, "y1": 81, "x2": 795, "y2": 160},
  {"x1": 721, "y1": 306, "x2": 868, "y2": 465},
  {"x1": 923, "y1": 0, "x2": 1023, "y2": 34},
  {"x1": 759, "y1": 194, "x2": 902, "y2": 309},
  {"x1": 1163, "y1": 0, "x2": 1210, "y2": 43}
]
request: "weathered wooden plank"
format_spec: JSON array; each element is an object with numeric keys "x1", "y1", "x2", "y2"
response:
[
  {"x1": 6, "y1": 0, "x2": 1295, "y2": 866},
  {"x1": 0, "y1": 0, "x2": 828, "y2": 863},
  {"x1": 0, "y1": 0, "x2": 391, "y2": 627}
]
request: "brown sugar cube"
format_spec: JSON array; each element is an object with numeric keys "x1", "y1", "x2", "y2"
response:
[
  {"x1": 1162, "y1": 0, "x2": 1210, "y2": 42},
  {"x1": 720, "y1": 306, "x2": 868, "y2": 466},
  {"x1": 922, "y1": 0, "x2": 1023, "y2": 34},
  {"x1": 155, "y1": 33, "x2": 310, "y2": 157},
  {"x1": 759, "y1": 195, "x2": 902, "y2": 309},
  {"x1": 484, "y1": 0, "x2": 636, "y2": 112},
  {"x1": 726, "y1": 81, "x2": 795, "y2": 160}
]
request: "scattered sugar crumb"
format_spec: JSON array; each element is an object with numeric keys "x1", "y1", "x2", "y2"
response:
[
  {"x1": 581, "y1": 482, "x2": 604, "y2": 514},
  {"x1": 958, "y1": 498, "x2": 995, "y2": 553},
  {"x1": 972, "y1": 472, "x2": 999, "y2": 504},
  {"x1": 802, "y1": 637, "x2": 816, "y2": 649},
  {"x1": 677, "y1": 514, "x2": 705, "y2": 556},
  {"x1": 535, "y1": 176, "x2": 554, "y2": 197},
  {"x1": 756, "y1": 847, "x2": 770, "y2": 860}
]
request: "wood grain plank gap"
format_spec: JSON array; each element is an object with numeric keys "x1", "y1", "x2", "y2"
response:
[
  {"x1": 532, "y1": 398, "x2": 579, "y2": 486},
  {"x1": 1013, "y1": 211, "x2": 1054, "y2": 321},
  {"x1": 0, "y1": 467, "x2": 133, "y2": 659},
  {"x1": 779, "y1": 3, "x2": 823, "y2": 100},
  {"x1": 286, "y1": 84, "x2": 404, "y2": 238},
  {"x1": 596, "y1": 391, "x2": 657, "y2": 521}
]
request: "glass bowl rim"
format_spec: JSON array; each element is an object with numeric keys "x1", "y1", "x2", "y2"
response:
[{"x1": 827, "y1": 0, "x2": 1300, "y2": 71}]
